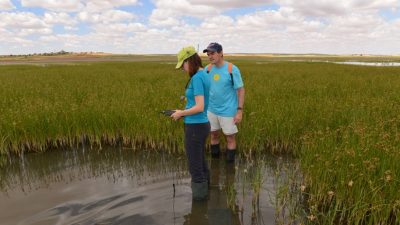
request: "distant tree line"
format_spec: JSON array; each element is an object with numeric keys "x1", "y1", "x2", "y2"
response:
[
  {"x1": 1, "y1": 51, "x2": 107, "y2": 58},
  {"x1": 4, "y1": 50, "x2": 70, "y2": 57}
]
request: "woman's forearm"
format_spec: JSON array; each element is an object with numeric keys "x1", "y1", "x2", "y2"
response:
[{"x1": 181, "y1": 95, "x2": 204, "y2": 116}]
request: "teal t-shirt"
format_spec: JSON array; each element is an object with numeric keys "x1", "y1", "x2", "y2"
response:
[
  {"x1": 184, "y1": 70, "x2": 210, "y2": 124},
  {"x1": 207, "y1": 62, "x2": 244, "y2": 117}
]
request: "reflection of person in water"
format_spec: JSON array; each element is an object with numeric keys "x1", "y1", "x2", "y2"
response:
[{"x1": 183, "y1": 158, "x2": 240, "y2": 225}]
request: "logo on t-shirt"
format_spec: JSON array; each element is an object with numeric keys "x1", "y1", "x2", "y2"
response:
[{"x1": 213, "y1": 74, "x2": 220, "y2": 81}]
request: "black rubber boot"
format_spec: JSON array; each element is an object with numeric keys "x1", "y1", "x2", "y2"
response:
[
  {"x1": 207, "y1": 172, "x2": 211, "y2": 188},
  {"x1": 210, "y1": 144, "x2": 220, "y2": 158},
  {"x1": 192, "y1": 181, "x2": 208, "y2": 201},
  {"x1": 226, "y1": 149, "x2": 236, "y2": 163}
]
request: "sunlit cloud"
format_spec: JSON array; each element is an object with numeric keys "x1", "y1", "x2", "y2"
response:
[{"x1": 1, "y1": 0, "x2": 400, "y2": 55}]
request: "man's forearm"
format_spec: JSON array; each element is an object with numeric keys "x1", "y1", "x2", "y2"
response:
[{"x1": 237, "y1": 87, "x2": 245, "y2": 109}]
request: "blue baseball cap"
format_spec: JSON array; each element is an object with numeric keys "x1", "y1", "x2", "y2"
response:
[{"x1": 203, "y1": 42, "x2": 223, "y2": 53}]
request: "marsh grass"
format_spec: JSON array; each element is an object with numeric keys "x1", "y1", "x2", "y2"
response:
[
  {"x1": 0, "y1": 62, "x2": 184, "y2": 154},
  {"x1": 1, "y1": 60, "x2": 400, "y2": 224}
]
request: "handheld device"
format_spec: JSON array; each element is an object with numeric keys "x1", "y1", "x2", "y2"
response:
[{"x1": 161, "y1": 110, "x2": 176, "y2": 116}]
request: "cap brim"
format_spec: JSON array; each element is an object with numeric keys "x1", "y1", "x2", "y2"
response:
[
  {"x1": 175, "y1": 60, "x2": 184, "y2": 69},
  {"x1": 203, "y1": 48, "x2": 218, "y2": 53}
]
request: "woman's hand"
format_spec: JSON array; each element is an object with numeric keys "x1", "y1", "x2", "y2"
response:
[{"x1": 171, "y1": 110, "x2": 184, "y2": 121}]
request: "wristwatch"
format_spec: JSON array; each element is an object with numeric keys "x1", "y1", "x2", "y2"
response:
[{"x1": 237, "y1": 107, "x2": 243, "y2": 110}]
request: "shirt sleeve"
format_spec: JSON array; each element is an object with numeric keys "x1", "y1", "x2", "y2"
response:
[
  {"x1": 192, "y1": 75, "x2": 205, "y2": 96},
  {"x1": 232, "y1": 65, "x2": 244, "y2": 89}
]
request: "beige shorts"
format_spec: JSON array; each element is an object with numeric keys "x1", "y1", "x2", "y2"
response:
[{"x1": 207, "y1": 111, "x2": 238, "y2": 135}]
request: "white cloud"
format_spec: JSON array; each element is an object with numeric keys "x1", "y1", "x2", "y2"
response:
[
  {"x1": 149, "y1": 0, "x2": 218, "y2": 27},
  {"x1": 0, "y1": 27, "x2": 12, "y2": 40},
  {"x1": 21, "y1": 0, "x2": 84, "y2": 12},
  {"x1": 19, "y1": 27, "x2": 52, "y2": 36},
  {"x1": 0, "y1": 12, "x2": 49, "y2": 29},
  {"x1": 350, "y1": 0, "x2": 399, "y2": 11},
  {"x1": 149, "y1": 8, "x2": 184, "y2": 27},
  {"x1": 175, "y1": 5, "x2": 399, "y2": 55},
  {"x1": 189, "y1": 0, "x2": 272, "y2": 8},
  {"x1": 236, "y1": 7, "x2": 300, "y2": 30},
  {"x1": 0, "y1": 0, "x2": 14, "y2": 10},
  {"x1": 78, "y1": 10, "x2": 136, "y2": 24},
  {"x1": 92, "y1": 22, "x2": 146, "y2": 34},
  {"x1": 326, "y1": 13, "x2": 385, "y2": 36},
  {"x1": 1, "y1": 0, "x2": 400, "y2": 55},
  {"x1": 153, "y1": 0, "x2": 217, "y2": 16},
  {"x1": 44, "y1": 12, "x2": 78, "y2": 26},
  {"x1": 0, "y1": 27, "x2": 35, "y2": 50},
  {"x1": 5, "y1": 37, "x2": 34, "y2": 46},
  {"x1": 278, "y1": 0, "x2": 400, "y2": 17},
  {"x1": 20, "y1": 0, "x2": 139, "y2": 12},
  {"x1": 148, "y1": 0, "x2": 277, "y2": 27},
  {"x1": 0, "y1": 11, "x2": 72, "y2": 45},
  {"x1": 84, "y1": 0, "x2": 139, "y2": 12},
  {"x1": 201, "y1": 15, "x2": 234, "y2": 29},
  {"x1": 39, "y1": 35, "x2": 58, "y2": 42}
]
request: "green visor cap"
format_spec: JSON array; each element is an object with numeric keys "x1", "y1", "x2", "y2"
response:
[{"x1": 176, "y1": 46, "x2": 197, "y2": 69}]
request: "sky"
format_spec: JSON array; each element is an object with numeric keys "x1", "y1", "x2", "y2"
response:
[{"x1": 1, "y1": 0, "x2": 400, "y2": 55}]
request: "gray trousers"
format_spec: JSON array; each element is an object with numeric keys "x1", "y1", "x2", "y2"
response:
[{"x1": 184, "y1": 122, "x2": 210, "y2": 183}]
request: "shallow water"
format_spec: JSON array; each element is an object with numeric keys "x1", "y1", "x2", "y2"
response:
[
  {"x1": 0, "y1": 148, "x2": 297, "y2": 225},
  {"x1": 334, "y1": 61, "x2": 400, "y2": 66},
  {"x1": 255, "y1": 60, "x2": 400, "y2": 67}
]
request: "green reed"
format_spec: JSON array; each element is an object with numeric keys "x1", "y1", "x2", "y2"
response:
[{"x1": 1, "y1": 59, "x2": 400, "y2": 224}]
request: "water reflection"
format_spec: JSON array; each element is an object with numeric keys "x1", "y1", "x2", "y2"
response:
[
  {"x1": 184, "y1": 158, "x2": 240, "y2": 225},
  {"x1": 0, "y1": 148, "x2": 298, "y2": 225},
  {"x1": 0, "y1": 148, "x2": 188, "y2": 195}
]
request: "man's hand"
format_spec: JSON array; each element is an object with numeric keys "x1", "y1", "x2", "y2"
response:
[{"x1": 233, "y1": 110, "x2": 243, "y2": 124}]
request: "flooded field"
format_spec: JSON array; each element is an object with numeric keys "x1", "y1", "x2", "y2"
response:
[
  {"x1": 1, "y1": 59, "x2": 399, "y2": 223},
  {"x1": 0, "y1": 148, "x2": 299, "y2": 225}
]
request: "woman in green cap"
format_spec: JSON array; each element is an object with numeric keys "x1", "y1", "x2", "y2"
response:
[{"x1": 171, "y1": 46, "x2": 211, "y2": 200}]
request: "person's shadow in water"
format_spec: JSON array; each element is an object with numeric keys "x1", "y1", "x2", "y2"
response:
[{"x1": 183, "y1": 158, "x2": 241, "y2": 225}]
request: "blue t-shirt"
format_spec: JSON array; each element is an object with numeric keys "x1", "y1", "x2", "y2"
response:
[
  {"x1": 184, "y1": 70, "x2": 210, "y2": 124},
  {"x1": 207, "y1": 62, "x2": 244, "y2": 117}
]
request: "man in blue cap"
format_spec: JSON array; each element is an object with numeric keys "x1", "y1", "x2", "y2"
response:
[{"x1": 203, "y1": 42, "x2": 245, "y2": 162}]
